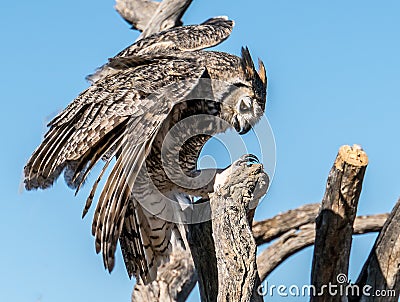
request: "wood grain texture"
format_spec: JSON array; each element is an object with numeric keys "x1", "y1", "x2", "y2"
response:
[
  {"x1": 210, "y1": 161, "x2": 269, "y2": 302},
  {"x1": 115, "y1": 0, "x2": 193, "y2": 37},
  {"x1": 352, "y1": 199, "x2": 400, "y2": 302},
  {"x1": 115, "y1": 0, "x2": 159, "y2": 31},
  {"x1": 139, "y1": 0, "x2": 193, "y2": 38},
  {"x1": 252, "y1": 203, "x2": 320, "y2": 245},
  {"x1": 131, "y1": 244, "x2": 197, "y2": 302},
  {"x1": 311, "y1": 145, "x2": 368, "y2": 302},
  {"x1": 187, "y1": 216, "x2": 218, "y2": 302},
  {"x1": 257, "y1": 213, "x2": 388, "y2": 282}
]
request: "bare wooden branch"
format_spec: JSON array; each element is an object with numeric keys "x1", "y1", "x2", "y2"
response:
[
  {"x1": 131, "y1": 245, "x2": 196, "y2": 302},
  {"x1": 252, "y1": 203, "x2": 320, "y2": 245},
  {"x1": 257, "y1": 213, "x2": 388, "y2": 282},
  {"x1": 353, "y1": 214, "x2": 390, "y2": 234},
  {"x1": 140, "y1": 0, "x2": 193, "y2": 38},
  {"x1": 187, "y1": 216, "x2": 218, "y2": 302},
  {"x1": 115, "y1": 0, "x2": 160, "y2": 31},
  {"x1": 352, "y1": 199, "x2": 400, "y2": 302},
  {"x1": 210, "y1": 162, "x2": 269, "y2": 302},
  {"x1": 311, "y1": 144, "x2": 369, "y2": 301},
  {"x1": 115, "y1": 0, "x2": 193, "y2": 37}
]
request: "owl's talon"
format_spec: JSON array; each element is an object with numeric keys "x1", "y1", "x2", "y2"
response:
[{"x1": 235, "y1": 154, "x2": 259, "y2": 167}]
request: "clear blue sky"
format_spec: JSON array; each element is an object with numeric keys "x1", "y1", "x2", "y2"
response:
[{"x1": 1, "y1": 0, "x2": 399, "y2": 301}]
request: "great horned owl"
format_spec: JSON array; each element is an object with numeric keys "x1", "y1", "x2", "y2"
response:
[{"x1": 24, "y1": 17, "x2": 267, "y2": 283}]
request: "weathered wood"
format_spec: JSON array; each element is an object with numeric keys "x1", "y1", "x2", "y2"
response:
[
  {"x1": 257, "y1": 214, "x2": 388, "y2": 282},
  {"x1": 352, "y1": 199, "x2": 400, "y2": 302},
  {"x1": 187, "y1": 215, "x2": 218, "y2": 302},
  {"x1": 311, "y1": 145, "x2": 368, "y2": 302},
  {"x1": 252, "y1": 203, "x2": 320, "y2": 245},
  {"x1": 131, "y1": 244, "x2": 197, "y2": 302},
  {"x1": 210, "y1": 160, "x2": 269, "y2": 302},
  {"x1": 140, "y1": 0, "x2": 193, "y2": 38},
  {"x1": 131, "y1": 204, "x2": 388, "y2": 301},
  {"x1": 115, "y1": 0, "x2": 193, "y2": 38},
  {"x1": 115, "y1": 0, "x2": 160, "y2": 31}
]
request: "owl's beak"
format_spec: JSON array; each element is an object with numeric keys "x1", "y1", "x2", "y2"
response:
[
  {"x1": 239, "y1": 121, "x2": 251, "y2": 134},
  {"x1": 233, "y1": 116, "x2": 241, "y2": 132},
  {"x1": 233, "y1": 116, "x2": 251, "y2": 135}
]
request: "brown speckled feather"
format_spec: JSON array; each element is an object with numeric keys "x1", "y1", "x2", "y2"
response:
[
  {"x1": 87, "y1": 17, "x2": 234, "y2": 83},
  {"x1": 24, "y1": 17, "x2": 268, "y2": 284},
  {"x1": 24, "y1": 57, "x2": 207, "y2": 281}
]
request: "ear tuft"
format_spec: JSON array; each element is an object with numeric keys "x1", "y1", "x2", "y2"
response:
[
  {"x1": 241, "y1": 46, "x2": 255, "y2": 79},
  {"x1": 257, "y1": 58, "x2": 267, "y2": 87}
]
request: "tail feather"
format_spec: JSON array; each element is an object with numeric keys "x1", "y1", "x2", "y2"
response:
[
  {"x1": 119, "y1": 189, "x2": 189, "y2": 283},
  {"x1": 120, "y1": 201, "x2": 149, "y2": 280}
]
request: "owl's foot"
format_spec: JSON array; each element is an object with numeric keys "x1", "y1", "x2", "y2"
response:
[{"x1": 214, "y1": 154, "x2": 260, "y2": 191}]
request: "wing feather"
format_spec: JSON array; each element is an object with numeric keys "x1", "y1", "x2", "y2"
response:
[
  {"x1": 127, "y1": 16, "x2": 234, "y2": 55},
  {"x1": 87, "y1": 16, "x2": 233, "y2": 83},
  {"x1": 24, "y1": 57, "x2": 207, "y2": 281},
  {"x1": 95, "y1": 70, "x2": 208, "y2": 274},
  {"x1": 25, "y1": 58, "x2": 203, "y2": 189}
]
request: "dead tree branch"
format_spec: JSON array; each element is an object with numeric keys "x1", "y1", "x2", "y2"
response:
[
  {"x1": 257, "y1": 213, "x2": 388, "y2": 281},
  {"x1": 252, "y1": 203, "x2": 320, "y2": 245},
  {"x1": 209, "y1": 161, "x2": 269, "y2": 302},
  {"x1": 311, "y1": 144, "x2": 369, "y2": 301},
  {"x1": 131, "y1": 245, "x2": 197, "y2": 302},
  {"x1": 115, "y1": 0, "x2": 193, "y2": 37},
  {"x1": 187, "y1": 216, "x2": 218, "y2": 302},
  {"x1": 352, "y1": 199, "x2": 400, "y2": 302},
  {"x1": 139, "y1": 0, "x2": 192, "y2": 38},
  {"x1": 115, "y1": 0, "x2": 159, "y2": 31}
]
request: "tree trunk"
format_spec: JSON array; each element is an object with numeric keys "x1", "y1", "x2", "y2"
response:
[
  {"x1": 352, "y1": 199, "x2": 400, "y2": 302},
  {"x1": 209, "y1": 161, "x2": 268, "y2": 302},
  {"x1": 311, "y1": 145, "x2": 368, "y2": 301},
  {"x1": 131, "y1": 244, "x2": 197, "y2": 302}
]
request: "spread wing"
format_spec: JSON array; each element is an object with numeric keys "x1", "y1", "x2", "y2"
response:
[
  {"x1": 87, "y1": 16, "x2": 233, "y2": 83},
  {"x1": 24, "y1": 57, "x2": 207, "y2": 276},
  {"x1": 24, "y1": 57, "x2": 205, "y2": 189},
  {"x1": 120, "y1": 16, "x2": 234, "y2": 55}
]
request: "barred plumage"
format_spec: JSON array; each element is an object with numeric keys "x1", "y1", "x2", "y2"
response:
[{"x1": 24, "y1": 17, "x2": 267, "y2": 283}]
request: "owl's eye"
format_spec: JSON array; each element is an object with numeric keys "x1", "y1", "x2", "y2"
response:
[{"x1": 239, "y1": 97, "x2": 252, "y2": 113}]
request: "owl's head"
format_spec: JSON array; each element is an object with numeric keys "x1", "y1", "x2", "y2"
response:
[{"x1": 221, "y1": 47, "x2": 267, "y2": 134}]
